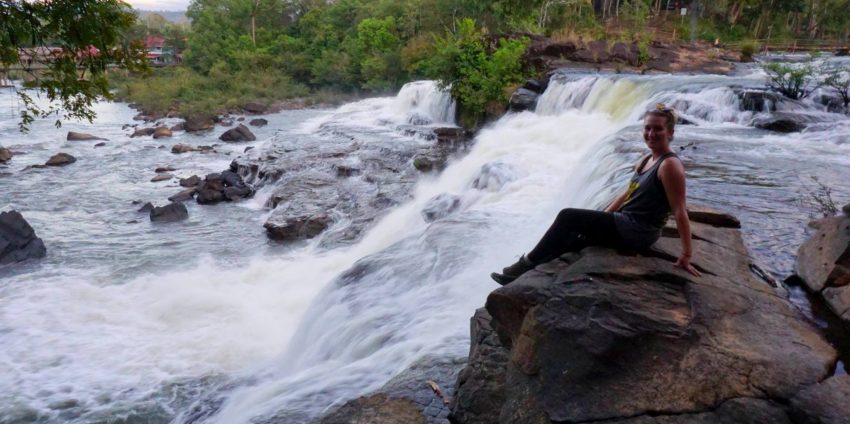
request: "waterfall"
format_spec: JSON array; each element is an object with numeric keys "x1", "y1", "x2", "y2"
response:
[{"x1": 392, "y1": 80, "x2": 457, "y2": 125}]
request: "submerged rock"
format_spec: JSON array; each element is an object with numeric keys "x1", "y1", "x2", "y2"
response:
[
  {"x1": 795, "y1": 209, "x2": 850, "y2": 324},
  {"x1": 219, "y1": 124, "x2": 256, "y2": 142},
  {"x1": 149, "y1": 202, "x2": 188, "y2": 222},
  {"x1": 264, "y1": 212, "x2": 333, "y2": 241},
  {"x1": 179, "y1": 175, "x2": 202, "y2": 187},
  {"x1": 0, "y1": 210, "x2": 47, "y2": 265},
  {"x1": 249, "y1": 118, "x2": 268, "y2": 127},
  {"x1": 451, "y1": 209, "x2": 837, "y2": 423},
  {"x1": 150, "y1": 173, "x2": 173, "y2": 182},
  {"x1": 45, "y1": 153, "x2": 76, "y2": 166},
  {"x1": 67, "y1": 131, "x2": 105, "y2": 141},
  {"x1": 421, "y1": 193, "x2": 461, "y2": 222},
  {"x1": 171, "y1": 144, "x2": 197, "y2": 154},
  {"x1": 184, "y1": 116, "x2": 215, "y2": 132},
  {"x1": 0, "y1": 146, "x2": 12, "y2": 163},
  {"x1": 130, "y1": 127, "x2": 155, "y2": 138},
  {"x1": 508, "y1": 88, "x2": 539, "y2": 112},
  {"x1": 753, "y1": 112, "x2": 807, "y2": 133}
]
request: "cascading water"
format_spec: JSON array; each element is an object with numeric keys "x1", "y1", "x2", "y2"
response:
[{"x1": 2, "y1": 65, "x2": 850, "y2": 423}]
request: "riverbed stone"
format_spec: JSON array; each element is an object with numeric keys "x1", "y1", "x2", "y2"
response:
[
  {"x1": 131, "y1": 127, "x2": 155, "y2": 138},
  {"x1": 171, "y1": 144, "x2": 197, "y2": 154},
  {"x1": 184, "y1": 116, "x2": 215, "y2": 132},
  {"x1": 508, "y1": 88, "x2": 539, "y2": 112},
  {"x1": 242, "y1": 102, "x2": 267, "y2": 114},
  {"x1": 149, "y1": 202, "x2": 188, "y2": 222},
  {"x1": 150, "y1": 173, "x2": 173, "y2": 182},
  {"x1": 153, "y1": 126, "x2": 173, "y2": 139},
  {"x1": 168, "y1": 188, "x2": 197, "y2": 203},
  {"x1": 249, "y1": 118, "x2": 268, "y2": 127},
  {"x1": 45, "y1": 153, "x2": 76, "y2": 166},
  {"x1": 0, "y1": 146, "x2": 12, "y2": 163},
  {"x1": 219, "y1": 124, "x2": 256, "y2": 142},
  {"x1": 451, "y1": 212, "x2": 836, "y2": 423},
  {"x1": 789, "y1": 375, "x2": 850, "y2": 424},
  {"x1": 421, "y1": 193, "x2": 461, "y2": 222},
  {"x1": 795, "y1": 214, "x2": 850, "y2": 322},
  {"x1": 67, "y1": 131, "x2": 105, "y2": 141},
  {"x1": 179, "y1": 175, "x2": 202, "y2": 187},
  {"x1": 753, "y1": 112, "x2": 807, "y2": 132},
  {"x1": 0, "y1": 210, "x2": 47, "y2": 265}
]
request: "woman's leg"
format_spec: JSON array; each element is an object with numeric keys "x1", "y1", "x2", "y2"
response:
[
  {"x1": 492, "y1": 208, "x2": 621, "y2": 285},
  {"x1": 526, "y1": 208, "x2": 621, "y2": 263}
]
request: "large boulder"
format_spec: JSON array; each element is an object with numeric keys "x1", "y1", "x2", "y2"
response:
[
  {"x1": 242, "y1": 102, "x2": 267, "y2": 114},
  {"x1": 789, "y1": 375, "x2": 850, "y2": 424},
  {"x1": 67, "y1": 131, "x2": 105, "y2": 141},
  {"x1": 0, "y1": 146, "x2": 12, "y2": 163},
  {"x1": 130, "y1": 127, "x2": 155, "y2": 138},
  {"x1": 452, "y1": 211, "x2": 837, "y2": 423},
  {"x1": 219, "y1": 124, "x2": 256, "y2": 142},
  {"x1": 795, "y1": 208, "x2": 850, "y2": 323},
  {"x1": 152, "y1": 126, "x2": 173, "y2": 139},
  {"x1": 0, "y1": 210, "x2": 47, "y2": 265},
  {"x1": 248, "y1": 118, "x2": 268, "y2": 127},
  {"x1": 264, "y1": 212, "x2": 332, "y2": 241},
  {"x1": 183, "y1": 116, "x2": 215, "y2": 132},
  {"x1": 508, "y1": 88, "x2": 539, "y2": 112},
  {"x1": 45, "y1": 153, "x2": 76, "y2": 166},
  {"x1": 149, "y1": 202, "x2": 188, "y2": 222},
  {"x1": 753, "y1": 112, "x2": 807, "y2": 132}
]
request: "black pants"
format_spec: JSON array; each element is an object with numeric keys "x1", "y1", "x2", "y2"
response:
[{"x1": 526, "y1": 208, "x2": 623, "y2": 264}]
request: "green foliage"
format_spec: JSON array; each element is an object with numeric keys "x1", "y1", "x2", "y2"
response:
[
  {"x1": 762, "y1": 60, "x2": 823, "y2": 100},
  {"x1": 740, "y1": 40, "x2": 759, "y2": 62},
  {"x1": 1, "y1": 0, "x2": 146, "y2": 131},
  {"x1": 824, "y1": 67, "x2": 850, "y2": 113},
  {"x1": 417, "y1": 19, "x2": 529, "y2": 126}
]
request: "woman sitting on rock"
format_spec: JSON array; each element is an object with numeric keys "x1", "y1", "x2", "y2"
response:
[{"x1": 491, "y1": 105, "x2": 701, "y2": 284}]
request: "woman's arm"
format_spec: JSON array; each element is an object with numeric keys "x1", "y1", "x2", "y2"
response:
[
  {"x1": 659, "y1": 158, "x2": 701, "y2": 277},
  {"x1": 604, "y1": 190, "x2": 628, "y2": 213}
]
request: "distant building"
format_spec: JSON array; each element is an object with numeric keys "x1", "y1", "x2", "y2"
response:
[{"x1": 143, "y1": 35, "x2": 179, "y2": 65}]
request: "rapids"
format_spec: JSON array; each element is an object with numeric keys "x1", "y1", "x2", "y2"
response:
[{"x1": 1, "y1": 62, "x2": 849, "y2": 423}]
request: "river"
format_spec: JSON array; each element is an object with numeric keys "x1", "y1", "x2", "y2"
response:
[{"x1": 1, "y1": 62, "x2": 849, "y2": 423}]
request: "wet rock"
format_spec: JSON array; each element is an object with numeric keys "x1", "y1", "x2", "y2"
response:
[
  {"x1": 179, "y1": 175, "x2": 202, "y2": 187},
  {"x1": 836, "y1": 48, "x2": 849, "y2": 57},
  {"x1": 539, "y1": 41, "x2": 577, "y2": 58},
  {"x1": 219, "y1": 124, "x2": 256, "y2": 142},
  {"x1": 522, "y1": 79, "x2": 546, "y2": 94},
  {"x1": 130, "y1": 127, "x2": 155, "y2": 138},
  {"x1": 45, "y1": 153, "x2": 76, "y2": 166},
  {"x1": 433, "y1": 127, "x2": 468, "y2": 144},
  {"x1": 843, "y1": 202, "x2": 850, "y2": 216},
  {"x1": 67, "y1": 131, "x2": 105, "y2": 141},
  {"x1": 170, "y1": 122, "x2": 185, "y2": 132},
  {"x1": 0, "y1": 210, "x2": 47, "y2": 265},
  {"x1": 242, "y1": 102, "x2": 267, "y2": 114},
  {"x1": 453, "y1": 214, "x2": 836, "y2": 423},
  {"x1": 795, "y1": 213, "x2": 850, "y2": 323},
  {"x1": 149, "y1": 202, "x2": 188, "y2": 222},
  {"x1": 153, "y1": 126, "x2": 173, "y2": 139},
  {"x1": 171, "y1": 144, "x2": 197, "y2": 154},
  {"x1": 155, "y1": 166, "x2": 176, "y2": 173},
  {"x1": 220, "y1": 119, "x2": 234, "y2": 127},
  {"x1": 686, "y1": 204, "x2": 741, "y2": 228},
  {"x1": 168, "y1": 187, "x2": 197, "y2": 203},
  {"x1": 508, "y1": 88, "x2": 539, "y2": 112},
  {"x1": 421, "y1": 193, "x2": 461, "y2": 222},
  {"x1": 264, "y1": 212, "x2": 332, "y2": 241},
  {"x1": 237, "y1": 117, "x2": 245, "y2": 122},
  {"x1": 736, "y1": 89, "x2": 781, "y2": 113},
  {"x1": 249, "y1": 118, "x2": 268, "y2": 127},
  {"x1": 413, "y1": 154, "x2": 437, "y2": 172},
  {"x1": 789, "y1": 375, "x2": 850, "y2": 424},
  {"x1": 407, "y1": 113, "x2": 433, "y2": 126},
  {"x1": 335, "y1": 165, "x2": 360, "y2": 177},
  {"x1": 150, "y1": 173, "x2": 173, "y2": 182},
  {"x1": 753, "y1": 112, "x2": 807, "y2": 132},
  {"x1": 224, "y1": 186, "x2": 253, "y2": 201},
  {"x1": 471, "y1": 161, "x2": 520, "y2": 191},
  {"x1": 318, "y1": 394, "x2": 424, "y2": 424},
  {"x1": 0, "y1": 146, "x2": 12, "y2": 163},
  {"x1": 93, "y1": 142, "x2": 106, "y2": 147},
  {"x1": 184, "y1": 116, "x2": 215, "y2": 132},
  {"x1": 137, "y1": 202, "x2": 154, "y2": 213}
]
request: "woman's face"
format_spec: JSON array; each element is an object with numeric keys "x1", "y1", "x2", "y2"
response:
[{"x1": 643, "y1": 115, "x2": 673, "y2": 150}]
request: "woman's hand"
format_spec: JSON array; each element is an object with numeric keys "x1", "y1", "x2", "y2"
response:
[{"x1": 674, "y1": 254, "x2": 701, "y2": 277}]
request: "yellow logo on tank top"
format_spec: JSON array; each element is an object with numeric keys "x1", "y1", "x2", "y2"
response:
[{"x1": 622, "y1": 180, "x2": 640, "y2": 205}]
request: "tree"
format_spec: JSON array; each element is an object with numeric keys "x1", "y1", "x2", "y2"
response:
[
  {"x1": 762, "y1": 60, "x2": 823, "y2": 100},
  {"x1": 1, "y1": 0, "x2": 145, "y2": 131},
  {"x1": 824, "y1": 67, "x2": 850, "y2": 113}
]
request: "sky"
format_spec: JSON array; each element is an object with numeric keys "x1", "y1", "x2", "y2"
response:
[{"x1": 127, "y1": 0, "x2": 189, "y2": 11}]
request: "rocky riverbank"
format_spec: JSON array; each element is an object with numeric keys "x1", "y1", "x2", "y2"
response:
[{"x1": 318, "y1": 207, "x2": 849, "y2": 423}]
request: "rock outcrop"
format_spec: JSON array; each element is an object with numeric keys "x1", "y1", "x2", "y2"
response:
[
  {"x1": 450, "y1": 207, "x2": 838, "y2": 423},
  {"x1": 219, "y1": 124, "x2": 256, "y2": 142},
  {"x1": 45, "y1": 153, "x2": 76, "y2": 166},
  {"x1": 0, "y1": 210, "x2": 47, "y2": 265},
  {"x1": 67, "y1": 131, "x2": 105, "y2": 141},
  {"x1": 753, "y1": 112, "x2": 808, "y2": 133},
  {"x1": 789, "y1": 375, "x2": 850, "y2": 424},
  {"x1": 149, "y1": 202, "x2": 189, "y2": 223},
  {"x1": 0, "y1": 146, "x2": 12, "y2": 163},
  {"x1": 795, "y1": 205, "x2": 850, "y2": 324}
]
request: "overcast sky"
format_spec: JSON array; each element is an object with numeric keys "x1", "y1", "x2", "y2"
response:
[{"x1": 127, "y1": 0, "x2": 189, "y2": 11}]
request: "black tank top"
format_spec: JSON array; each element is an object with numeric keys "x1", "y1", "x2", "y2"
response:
[{"x1": 618, "y1": 152, "x2": 678, "y2": 230}]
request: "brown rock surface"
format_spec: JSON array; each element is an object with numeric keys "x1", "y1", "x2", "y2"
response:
[
  {"x1": 796, "y1": 213, "x2": 850, "y2": 323},
  {"x1": 45, "y1": 153, "x2": 76, "y2": 166},
  {"x1": 790, "y1": 375, "x2": 850, "y2": 424},
  {"x1": 153, "y1": 126, "x2": 173, "y2": 139},
  {"x1": 318, "y1": 394, "x2": 424, "y2": 424},
  {"x1": 452, "y1": 210, "x2": 836, "y2": 423},
  {"x1": 67, "y1": 131, "x2": 105, "y2": 141},
  {"x1": 0, "y1": 146, "x2": 12, "y2": 163}
]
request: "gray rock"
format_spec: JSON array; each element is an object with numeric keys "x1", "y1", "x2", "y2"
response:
[
  {"x1": 0, "y1": 146, "x2": 12, "y2": 163},
  {"x1": 184, "y1": 116, "x2": 215, "y2": 132},
  {"x1": 264, "y1": 212, "x2": 332, "y2": 241},
  {"x1": 153, "y1": 126, "x2": 172, "y2": 139},
  {"x1": 168, "y1": 188, "x2": 197, "y2": 203},
  {"x1": 471, "y1": 162, "x2": 519, "y2": 191},
  {"x1": 179, "y1": 175, "x2": 202, "y2": 187},
  {"x1": 45, "y1": 153, "x2": 76, "y2": 166},
  {"x1": 150, "y1": 173, "x2": 173, "y2": 182},
  {"x1": 790, "y1": 375, "x2": 850, "y2": 424},
  {"x1": 67, "y1": 131, "x2": 105, "y2": 141},
  {"x1": 407, "y1": 113, "x2": 433, "y2": 126},
  {"x1": 149, "y1": 202, "x2": 188, "y2": 222},
  {"x1": 171, "y1": 144, "x2": 196, "y2": 154},
  {"x1": 170, "y1": 123, "x2": 185, "y2": 132},
  {"x1": 508, "y1": 88, "x2": 539, "y2": 112},
  {"x1": 137, "y1": 202, "x2": 154, "y2": 213},
  {"x1": 219, "y1": 124, "x2": 256, "y2": 142},
  {"x1": 0, "y1": 210, "x2": 47, "y2": 265},
  {"x1": 421, "y1": 193, "x2": 461, "y2": 222},
  {"x1": 753, "y1": 112, "x2": 807, "y2": 132},
  {"x1": 93, "y1": 142, "x2": 106, "y2": 147},
  {"x1": 242, "y1": 102, "x2": 267, "y2": 114},
  {"x1": 318, "y1": 394, "x2": 424, "y2": 424},
  {"x1": 130, "y1": 127, "x2": 155, "y2": 138},
  {"x1": 453, "y1": 217, "x2": 836, "y2": 423},
  {"x1": 249, "y1": 118, "x2": 268, "y2": 127},
  {"x1": 796, "y1": 214, "x2": 850, "y2": 297}
]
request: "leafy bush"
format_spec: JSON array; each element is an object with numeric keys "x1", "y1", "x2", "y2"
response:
[
  {"x1": 740, "y1": 40, "x2": 759, "y2": 62},
  {"x1": 762, "y1": 60, "x2": 823, "y2": 100}
]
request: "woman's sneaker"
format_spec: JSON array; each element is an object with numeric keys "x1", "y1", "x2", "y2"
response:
[{"x1": 490, "y1": 255, "x2": 536, "y2": 285}]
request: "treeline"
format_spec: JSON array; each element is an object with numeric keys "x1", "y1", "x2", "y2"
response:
[{"x1": 116, "y1": 0, "x2": 850, "y2": 125}]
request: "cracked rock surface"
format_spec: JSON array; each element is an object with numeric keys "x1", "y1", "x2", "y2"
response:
[
  {"x1": 796, "y1": 207, "x2": 850, "y2": 324},
  {"x1": 451, "y1": 207, "x2": 838, "y2": 423}
]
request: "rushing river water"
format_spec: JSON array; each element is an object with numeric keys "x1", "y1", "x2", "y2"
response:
[{"x1": 2, "y1": 63, "x2": 850, "y2": 423}]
